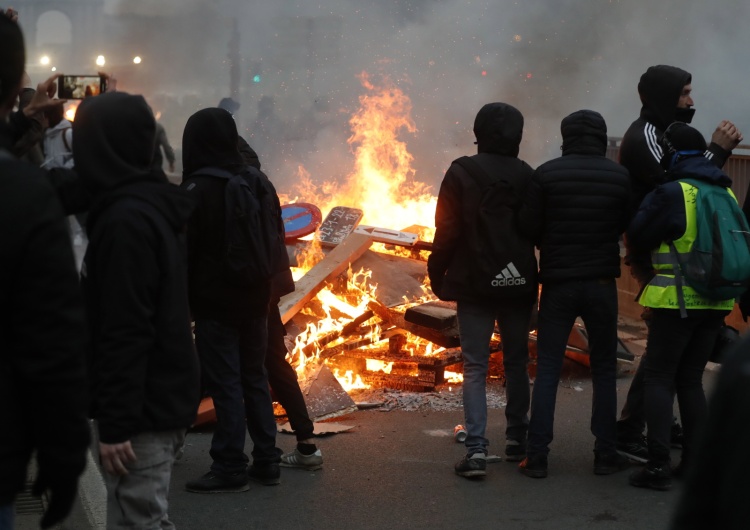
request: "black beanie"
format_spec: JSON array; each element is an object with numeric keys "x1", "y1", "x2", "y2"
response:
[{"x1": 660, "y1": 122, "x2": 707, "y2": 169}]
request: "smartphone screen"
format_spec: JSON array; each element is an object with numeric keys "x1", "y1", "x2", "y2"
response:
[{"x1": 58, "y1": 75, "x2": 106, "y2": 100}]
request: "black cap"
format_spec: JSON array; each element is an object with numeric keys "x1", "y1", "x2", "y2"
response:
[{"x1": 660, "y1": 122, "x2": 707, "y2": 169}]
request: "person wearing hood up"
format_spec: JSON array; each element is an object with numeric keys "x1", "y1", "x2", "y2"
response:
[
  {"x1": 625, "y1": 123, "x2": 736, "y2": 492},
  {"x1": 0, "y1": 14, "x2": 90, "y2": 530},
  {"x1": 616, "y1": 64, "x2": 743, "y2": 464},
  {"x1": 428, "y1": 102, "x2": 538, "y2": 478},
  {"x1": 180, "y1": 108, "x2": 284, "y2": 493},
  {"x1": 517, "y1": 110, "x2": 632, "y2": 479},
  {"x1": 74, "y1": 91, "x2": 201, "y2": 529}
]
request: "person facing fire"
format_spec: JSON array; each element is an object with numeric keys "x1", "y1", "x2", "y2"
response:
[
  {"x1": 428, "y1": 102, "x2": 538, "y2": 479},
  {"x1": 517, "y1": 109, "x2": 632, "y2": 479},
  {"x1": 616, "y1": 64, "x2": 744, "y2": 464}
]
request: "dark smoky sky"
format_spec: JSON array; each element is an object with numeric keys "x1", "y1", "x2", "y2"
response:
[{"x1": 25, "y1": 0, "x2": 750, "y2": 196}]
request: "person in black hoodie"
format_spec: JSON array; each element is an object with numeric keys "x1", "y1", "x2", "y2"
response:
[
  {"x1": 428, "y1": 102, "x2": 537, "y2": 478},
  {"x1": 181, "y1": 108, "x2": 283, "y2": 493},
  {"x1": 616, "y1": 64, "x2": 743, "y2": 462},
  {"x1": 74, "y1": 91, "x2": 201, "y2": 529},
  {"x1": 0, "y1": 15, "x2": 90, "y2": 530},
  {"x1": 518, "y1": 110, "x2": 632, "y2": 479}
]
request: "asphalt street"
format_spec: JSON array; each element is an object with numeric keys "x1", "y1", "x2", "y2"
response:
[{"x1": 25, "y1": 316, "x2": 711, "y2": 530}]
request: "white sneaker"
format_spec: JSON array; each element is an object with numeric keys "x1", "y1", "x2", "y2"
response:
[{"x1": 280, "y1": 448, "x2": 323, "y2": 470}]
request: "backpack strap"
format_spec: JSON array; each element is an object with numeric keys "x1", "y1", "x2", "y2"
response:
[{"x1": 667, "y1": 241, "x2": 689, "y2": 318}]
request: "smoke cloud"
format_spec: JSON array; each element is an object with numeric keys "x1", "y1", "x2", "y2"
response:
[{"x1": 28, "y1": 0, "x2": 750, "y2": 197}]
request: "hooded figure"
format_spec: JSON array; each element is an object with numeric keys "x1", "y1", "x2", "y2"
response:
[
  {"x1": 516, "y1": 109, "x2": 632, "y2": 479},
  {"x1": 74, "y1": 91, "x2": 201, "y2": 529},
  {"x1": 180, "y1": 107, "x2": 284, "y2": 493},
  {"x1": 428, "y1": 102, "x2": 538, "y2": 479}
]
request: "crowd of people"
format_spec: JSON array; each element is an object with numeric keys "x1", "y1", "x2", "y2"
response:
[{"x1": 2, "y1": 8, "x2": 750, "y2": 530}]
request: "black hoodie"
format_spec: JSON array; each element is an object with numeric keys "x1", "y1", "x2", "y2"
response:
[
  {"x1": 428, "y1": 102, "x2": 535, "y2": 301},
  {"x1": 620, "y1": 65, "x2": 731, "y2": 206},
  {"x1": 180, "y1": 108, "x2": 288, "y2": 321},
  {"x1": 74, "y1": 92, "x2": 200, "y2": 443},
  {"x1": 518, "y1": 110, "x2": 632, "y2": 283}
]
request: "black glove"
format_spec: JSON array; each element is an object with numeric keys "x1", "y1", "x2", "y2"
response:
[
  {"x1": 32, "y1": 467, "x2": 79, "y2": 529},
  {"x1": 739, "y1": 290, "x2": 750, "y2": 322}
]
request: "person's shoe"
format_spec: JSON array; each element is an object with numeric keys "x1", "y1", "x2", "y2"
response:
[
  {"x1": 454, "y1": 453, "x2": 487, "y2": 478},
  {"x1": 629, "y1": 464, "x2": 671, "y2": 491},
  {"x1": 671, "y1": 421, "x2": 684, "y2": 449},
  {"x1": 280, "y1": 448, "x2": 323, "y2": 470},
  {"x1": 616, "y1": 437, "x2": 648, "y2": 463},
  {"x1": 504, "y1": 439, "x2": 526, "y2": 462},
  {"x1": 248, "y1": 463, "x2": 281, "y2": 486},
  {"x1": 594, "y1": 451, "x2": 631, "y2": 475},
  {"x1": 518, "y1": 454, "x2": 548, "y2": 478},
  {"x1": 185, "y1": 471, "x2": 249, "y2": 493}
]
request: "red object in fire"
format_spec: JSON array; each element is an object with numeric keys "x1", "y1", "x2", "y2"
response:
[{"x1": 281, "y1": 202, "x2": 323, "y2": 242}]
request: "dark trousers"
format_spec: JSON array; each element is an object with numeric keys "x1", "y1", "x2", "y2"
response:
[
  {"x1": 528, "y1": 279, "x2": 619, "y2": 456},
  {"x1": 643, "y1": 308, "x2": 727, "y2": 466},
  {"x1": 456, "y1": 296, "x2": 535, "y2": 455},
  {"x1": 194, "y1": 316, "x2": 281, "y2": 474},
  {"x1": 265, "y1": 303, "x2": 315, "y2": 441}
]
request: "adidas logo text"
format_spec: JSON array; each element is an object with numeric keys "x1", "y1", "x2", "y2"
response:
[{"x1": 492, "y1": 262, "x2": 527, "y2": 287}]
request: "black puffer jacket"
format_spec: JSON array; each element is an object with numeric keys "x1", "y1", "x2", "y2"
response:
[
  {"x1": 428, "y1": 102, "x2": 535, "y2": 302},
  {"x1": 518, "y1": 110, "x2": 632, "y2": 283},
  {"x1": 75, "y1": 93, "x2": 201, "y2": 444}
]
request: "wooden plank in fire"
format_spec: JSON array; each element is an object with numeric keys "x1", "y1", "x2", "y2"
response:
[
  {"x1": 296, "y1": 362, "x2": 358, "y2": 422},
  {"x1": 278, "y1": 232, "x2": 373, "y2": 325},
  {"x1": 333, "y1": 345, "x2": 463, "y2": 367},
  {"x1": 386, "y1": 307, "x2": 461, "y2": 349},
  {"x1": 403, "y1": 300, "x2": 458, "y2": 335}
]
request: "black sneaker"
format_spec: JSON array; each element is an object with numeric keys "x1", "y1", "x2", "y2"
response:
[
  {"x1": 594, "y1": 451, "x2": 631, "y2": 475},
  {"x1": 629, "y1": 464, "x2": 671, "y2": 491},
  {"x1": 454, "y1": 453, "x2": 487, "y2": 478},
  {"x1": 518, "y1": 454, "x2": 548, "y2": 478},
  {"x1": 248, "y1": 463, "x2": 281, "y2": 486},
  {"x1": 616, "y1": 437, "x2": 648, "y2": 463},
  {"x1": 504, "y1": 439, "x2": 526, "y2": 462},
  {"x1": 671, "y1": 421, "x2": 684, "y2": 449},
  {"x1": 185, "y1": 471, "x2": 249, "y2": 493}
]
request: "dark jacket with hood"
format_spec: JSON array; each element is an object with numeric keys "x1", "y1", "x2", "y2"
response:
[
  {"x1": 518, "y1": 110, "x2": 632, "y2": 283},
  {"x1": 627, "y1": 155, "x2": 734, "y2": 252},
  {"x1": 74, "y1": 92, "x2": 200, "y2": 444},
  {"x1": 427, "y1": 102, "x2": 535, "y2": 302},
  {"x1": 620, "y1": 65, "x2": 731, "y2": 206},
  {"x1": 180, "y1": 108, "x2": 291, "y2": 322},
  {"x1": 0, "y1": 120, "x2": 89, "y2": 503}
]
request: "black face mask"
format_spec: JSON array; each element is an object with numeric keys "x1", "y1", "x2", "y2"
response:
[{"x1": 674, "y1": 106, "x2": 696, "y2": 124}]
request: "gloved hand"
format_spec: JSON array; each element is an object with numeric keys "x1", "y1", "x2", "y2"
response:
[{"x1": 32, "y1": 467, "x2": 79, "y2": 529}]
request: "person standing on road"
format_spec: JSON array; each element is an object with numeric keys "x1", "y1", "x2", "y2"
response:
[
  {"x1": 181, "y1": 108, "x2": 284, "y2": 493},
  {"x1": 616, "y1": 64, "x2": 743, "y2": 463},
  {"x1": 0, "y1": 15, "x2": 90, "y2": 530},
  {"x1": 627, "y1": 123, "x2": 737, "y2": 492},
  {"x1": 518, "y1": 109, "x2": 632, "y2": 479},
  {"x1": 74, "y1": 91, "x2": 201, "y2": 529},
  {"x1": 428, "y1": 102, "x2": 538, "y2": 478}
]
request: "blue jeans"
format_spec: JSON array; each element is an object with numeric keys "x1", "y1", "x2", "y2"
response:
[
  {"x1": 643, "y1": 308, "x2": 727, "y2": 466},
  {"x1": 528, "y1": 279, "x2": 619, "y2": 456},
  {"x1": 194, "y1": 317, "x2": 281, "y2": 474},
  {"x1": 457, "y1": 296, "x2": 535, "y2": 455},
  {"x1": 0, "y1": 503, "x2": 13, "y2": 530}
]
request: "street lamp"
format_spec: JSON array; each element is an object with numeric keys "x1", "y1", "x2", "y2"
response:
[
  {"x1": 96, "y1": 55, "x2": 106, "y2": 67},
  {"x1": 133, "y1": 56, "x2": 142, "y2": 64}
]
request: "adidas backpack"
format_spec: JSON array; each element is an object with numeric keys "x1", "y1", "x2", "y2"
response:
[
  {"x1": 454, "y1": 156, "x2": 538, "y2": 299},
  {"x1": 672, "y1": 178, "x2": 750, "y2": 300}
]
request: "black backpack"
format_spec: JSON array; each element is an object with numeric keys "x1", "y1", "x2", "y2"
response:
[
  {"x1": 189, "y1": 166, "x2": 283, "y2": 285},
  {"x1": 454, "y1": 156, "x2": 537, "y2": 299}
]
